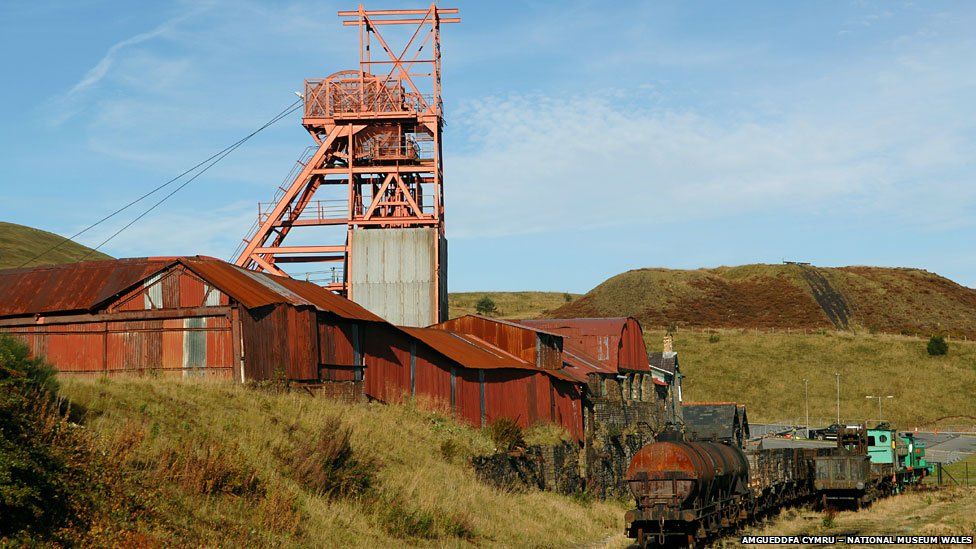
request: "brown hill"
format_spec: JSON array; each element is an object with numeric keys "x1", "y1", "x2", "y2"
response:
[{"x1": 550, "y1": 264, "x2": 976, "y2": 338}]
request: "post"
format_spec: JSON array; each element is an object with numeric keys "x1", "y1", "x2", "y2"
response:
[
  {"x1": 804, "y1": 378, "x2": 810, "y2": 439},
  {"x1": 835, "y1": 372, "x2": 840, "y2": 424}
]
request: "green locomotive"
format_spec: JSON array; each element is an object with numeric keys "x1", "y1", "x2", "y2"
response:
[{"x1": 813, "y1": 424, "x2": 930, "y2": 508}]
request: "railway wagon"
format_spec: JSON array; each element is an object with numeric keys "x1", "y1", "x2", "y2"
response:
[
  {"x1": 813, "y1": 452, "x2": 876, "y2": 508},
  {"x1": 625, "y1": 441, "x2": 750, "y2": 546},
  {"x1": 748, "y1": 447, "x2": 828, "y2": 513}
]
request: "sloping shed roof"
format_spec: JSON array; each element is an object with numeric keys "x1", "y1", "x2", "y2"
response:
[
  {"x1": 400, "y1": 326, "x2": 580, "y2": 383},
  {"x1": 0, "y1": 257, "x2": 174, "y2": 317},
  {"x1": 682, "y1": 403, "x2": 740, "y2": 442},
  {"x1": 399, "y1": 326, "x2": 533, "y2": 370},
  {"x1": 520, "y1": 317, "x2": 650, "y2": 372},
  {"x1": 648, "y1": 351, "x2": 678, "y2": 374},
  {"x1": 181, "y1": 258, "x2": 385, "y2": 322},
  {"x1": 0, "y1": 256, "x2": 388, "y2": 324}
]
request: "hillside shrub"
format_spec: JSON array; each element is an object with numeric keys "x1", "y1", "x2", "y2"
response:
[
  {"x1": 156, "y1": 435, "x2": 262, "y2": 497},
  {"x1": 927, "y1": 335, "x2": 949, "y2": 356},
  {"x1": 288, "y1": 415, "x2": 372, "y2": 498},
  {"x1": 708, "y1": 333, "x2": 721, "y2": 343},
  {"x1": 486, "y1": 417, "x2": 524, "y2": 452},
  {"x1": 0, "y1": 335, "x2": 92, "y2": 540},
  {"x1": 475, "y1": 296, "x2": 498, "y2": 316}
]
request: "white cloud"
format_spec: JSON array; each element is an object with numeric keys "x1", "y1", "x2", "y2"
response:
[{"x1": 445, "y1": 19, "x2": 976, "y2": 240}]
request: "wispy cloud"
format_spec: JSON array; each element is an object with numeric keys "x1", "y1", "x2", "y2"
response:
[{"x1": 446, "y1": 17, "x2": 976, "y2": 240}]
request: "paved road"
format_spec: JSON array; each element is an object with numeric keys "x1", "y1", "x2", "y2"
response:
[{"x1": 921, "y1": 434, "x2": 976, "y2": 465}]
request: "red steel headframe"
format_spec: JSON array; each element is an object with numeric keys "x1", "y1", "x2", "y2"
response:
[{"x1": 234, "y1": 4, "x2": 459, "y2": 297}]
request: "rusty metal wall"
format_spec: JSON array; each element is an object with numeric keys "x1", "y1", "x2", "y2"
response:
[
  {"x1": 240, "y1": 304, "x2": 319, "y2": 382},
  {"x1": 363, "y1": 323, "x2": 411, "y2": 402},
  {"x1": 521, "y1": 317, "x2": 650, "y2": 372},
  {"x1": 348, "y1": 227, "x2": 442, "y2": 327},
  {"x1": 2, "y1": 315, "x2": 233, "y2": 377},
  {"x1": 436, "y1": 316, "x2": 540, "y2": 365}
]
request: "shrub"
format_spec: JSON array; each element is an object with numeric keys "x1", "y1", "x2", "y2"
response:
[
  {"x1": 475, "y1": 296, "x2": 498, "y2": 316},
  {"x1": 822, "y1": 507, "x2": 837, "y2": 528},
  {"x1": 486, "y1": 417, "x2": 524, "y2": 452},
  {"x1": 288, "y1": 415, "x2": 372, "y2": 498},
  {"x1": 708, "y1": 333, "x2": 721, "y2": 344},
  {"x1": 377, "y1": 495, "x2": 475, "y2": 540},
  {"x1": 0, "y1": 335, "x2": 91, "y2": 539},
  {"x1": 927, "y1": 335, "x2": 948, "y2": 356},
  {"x1": 156, "y1": 436, "x2": 262, "y2": 497},
  {"x1": 563, "y1": 293, "x2": 573, "y2": 302}
]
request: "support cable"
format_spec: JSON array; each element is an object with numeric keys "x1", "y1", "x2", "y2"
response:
[{"x1": 18, "y1": 98, "x2": 303, "y2": 268}]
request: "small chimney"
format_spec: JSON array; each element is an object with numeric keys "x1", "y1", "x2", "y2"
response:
[{"x1": 663, "y1": 334, "x2": 673, "y2": 353}]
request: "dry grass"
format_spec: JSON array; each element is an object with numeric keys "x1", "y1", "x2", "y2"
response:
[
  {"x1": 550, "y1": 263, "x2": 976, "y2": 338},
  {"x1": 592, "y1": 489, "x2": 976, "y2": 549},
  {"x1": 643, "y1": 328, "x2": 976, "y2": 428},
  {"x1": 449, "y1": 291, "x2": 580, "y2": 319},
  {"x1": 59, "y1": 376, "x2": 624, "y2": 547},
  {"x1": 721, "y1": 487, "x2": 976, "y2": 544}
]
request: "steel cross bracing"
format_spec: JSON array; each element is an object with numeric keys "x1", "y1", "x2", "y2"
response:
[{"x1": 235, "y1": 4, "x2": 459, "y2": 295}]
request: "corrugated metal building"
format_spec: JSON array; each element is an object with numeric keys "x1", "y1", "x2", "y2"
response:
[
  {"x1": 0, "y1": 259, "x2": 668, "y2": 443},
  {"x1": 0, "y1": 257, "x2": 387, "y2": 381},
  {"x1": 0, "y1": 259, "x2": 593, "y2": 439},
  {"x1": 520, "y1": 317, "x2": 649, "y2": 372}
]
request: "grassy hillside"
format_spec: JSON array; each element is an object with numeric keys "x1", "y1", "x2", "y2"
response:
[
  {"x1": 552, "y1": 264, "x2": 976, "y2": 338},
  {"x1": 45, "y1": 376, "x2": 621, "y2": 547},
  {"x1": 0, "y1": 221, "x2": 111, "y2": 269},
  {"x1": 449, "y1": 291, "x2": 580, "y2": 319},
  {"x1": 643, "y1": 328, "x2": 976, "y2": 428}
]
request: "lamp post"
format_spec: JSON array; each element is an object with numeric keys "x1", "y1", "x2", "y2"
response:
[
  {"x1": 835, "y1": 372, "x2": 840, "y2": 424},
  {"x1": 804, "y1": 379, "x2": 810, "y2": 439},
  {"x1": 865, "y1": 395, "x2": 894, "y2": 425}
]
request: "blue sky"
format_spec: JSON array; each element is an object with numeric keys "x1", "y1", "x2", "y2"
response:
[{"x1": 1, "y1": 1, "x2": 974, "y2": 292}]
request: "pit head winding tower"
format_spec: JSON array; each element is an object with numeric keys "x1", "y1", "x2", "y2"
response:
[{"x1": 234, "y1": 4, "x2": 459, "y2": 326}]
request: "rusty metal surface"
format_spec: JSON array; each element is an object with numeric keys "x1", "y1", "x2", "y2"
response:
[
  {"x1": 521, "y1": 317, "x2": 650, "y2": 372},
  {"x1": 0, "y1": 258, "x2": 172, "y2": 318},
  {"x1": 434, "y1": 315, "x2": 563, "y2": 369},
  {"x1": 183, "y1": 257, "x2": 387, "y2": 322},
  {"x1": 627, "y1": 441, "x2": 749, "y2": 509},
  {"x1": 399, "y1": 326, "x2": 532, "y2": 370}
]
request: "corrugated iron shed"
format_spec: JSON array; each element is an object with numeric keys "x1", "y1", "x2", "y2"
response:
[
  {"x1": 0, "y1": 258, "x2": 173, "y2": 317},
  {"x1": 520, "y1": 317, "x2": 650, "y2": 372},
  {"x1": 399, "y1": 326, "x2": 532, "y2": 370}
]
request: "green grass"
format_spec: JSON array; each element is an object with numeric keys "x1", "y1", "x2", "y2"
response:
[
  {"x1": 941, "y1": 453, "x2": 976, "y2": 486},
  {"x1": 449, "y1": 291, "x2": 580, "y2": 319},
  {"x1": 0, "y1": 221, "x2": 111, "y2": 269},
  {"x1": 644, "y1": 328, "x2": 976, "y2": 428},
  {"x1": 54, "y1": 377, "x2": 623, "y2": 547}
]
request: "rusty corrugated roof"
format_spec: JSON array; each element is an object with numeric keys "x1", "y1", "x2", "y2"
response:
[
  {"x1": 0, "y1": 256, "x2": 391, "y2": 324},
  {"x1": 401, "y1": 326, "x2": 581, "y2": 383},
  {"x1": 180, "y1": 258, "x2": 388, "y2": 323},
  {"x1": 0, "y1": 258, "x2": 174, "y2": 317},
  {"x1": 520, "y1": 317, "x2": 651, "y2": 372},
  {"x1": 399, "y1": 326, "x2": 533, "y2": 370},
  {"x1": 270, "y1": 274, "x2": 386, "y2": 323}
]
